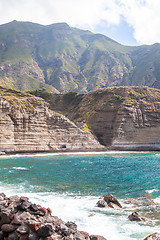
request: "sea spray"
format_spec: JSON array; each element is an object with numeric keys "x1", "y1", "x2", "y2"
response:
[{"x1": 0, "y1": 152, "x2": 159, "y2": 239}]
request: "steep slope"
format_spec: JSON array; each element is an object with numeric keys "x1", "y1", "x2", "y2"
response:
[
  {"x1": 0, "y1": 86, "x2": 103, "y2": 152},
  {"x1": 0, "y1": 21, "x2": 58, "y2": 93},
  {"x1": 40, "y1": 86, "x2": 160, "y2": 150},
  {"x1": 1, "y1": 21, "x2": 160, "y2": 93}
]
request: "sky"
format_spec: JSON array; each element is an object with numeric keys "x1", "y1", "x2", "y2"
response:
[{"x1": 0, "y1": 0, "x2": 159, "y2": 46}]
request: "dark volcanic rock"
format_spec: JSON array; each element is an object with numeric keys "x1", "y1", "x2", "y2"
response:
[
  {"x1": 73, "y1": 231, "x2": 86, "y2": 240},
  {"x1": 96, "y1": 200, "x2": 108, "y2": 208},
  {"x1": 0, "y1": 193, "x2": 107, "y2": 240},
  {"x1": 0, "y1": 231, "x2": 4, "y2": 240},
  {"x1": 1, "y1": 223, "x2": 17, "y2": 232},
  {"x1": 96, "y1": 194, "x2": 122, "y2": 209},
  {"x1": 103, "y1": 194, "x2": 122, "y2": 208},
  {"x1": 29, "y1": 204, "x2": 38, "y2": 212},
  {"x1": 28, "y1": 232, "x2": 39, "y2": 240},
  {"x1": 143, "y1": 232, "x2": 160, "y2": 240},
  {"x1": 65, "y1": 221, "x2": 77, "y2": 234},
  {"x1": 8, "y1": 232, "x2": 19, "y2": 240},
  {"x1": 128, "y1": 212, "x2": 150, "y2": 222},
  {"x1": 0, "y1": 211, "x2": 11, "y2": 225},
  {"x1": 17, "y1": 200, "x2": 31, "y2": 211},
  {"x1": 16, "y1": 225, "x2": 30, "y2": 235},
  {"x1": 37, "y1": 224, "x2": 54, "y2": 238},
  {"x1": 90, "y1": 235, "x2": 107, "y2": 240}
]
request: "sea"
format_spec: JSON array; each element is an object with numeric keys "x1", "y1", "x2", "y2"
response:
[{"x1": 0, "y1": 151, "x2": 159, "y2": 240}]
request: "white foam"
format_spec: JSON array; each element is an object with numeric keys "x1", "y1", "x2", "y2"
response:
[
  {"x1": 12, "y1": 167, "x2": 29, "y2": 171},
  {"x1": 0, "y1": 182, "x2": 158, "y2": 240},
  {"x1": 146, "y1": 189, "x2": 159, "y2": 194}
]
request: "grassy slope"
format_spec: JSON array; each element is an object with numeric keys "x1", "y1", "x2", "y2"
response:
[{"x1": 1, "y1": 21, "x2": 160, "y2": 92}]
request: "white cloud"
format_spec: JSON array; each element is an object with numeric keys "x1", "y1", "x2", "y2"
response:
[
  {"x1": 0, "y1": 0, "x2": 122, "y2": 28},
  {"x1": 120, "y1": 0, "x2": 160, "y2": 44},
  {"x1": 0, "y1": 0, "x2": 160, "y2": 45}
]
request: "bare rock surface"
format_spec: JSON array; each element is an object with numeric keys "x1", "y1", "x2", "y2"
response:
[
  {"x1": 128, "y1": 211, "x2": 151, "y2": 222},
  {"x1": 0, "y1": 193, "x2": 107, "y2": 240},
  {"x1": 96, "y1": 194, "x2": 122, "y2": 209},
  {"x1": 0, "y1": 87, "x2": 103, "y2": 153},
  {"x1": 143, "y1": 233, "x2": 160, "y2": 240},
  {"x1": 50, "y1": 86, "x2": 160, "y2": 150}
]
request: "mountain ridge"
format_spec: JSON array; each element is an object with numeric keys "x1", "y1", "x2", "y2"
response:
[{"x1": 1, "y1": 21, "x2": 160, "y2": 92}]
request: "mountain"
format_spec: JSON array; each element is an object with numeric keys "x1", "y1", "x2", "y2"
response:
[
  {"x1": 1, "y1": 21, "x2": 160, "y2": 92},
  {"x1": 33, "y1": 86, "x2": 160, "y2": 150}
]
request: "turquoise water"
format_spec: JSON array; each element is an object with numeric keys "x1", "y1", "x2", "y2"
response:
[{"x1": 0, "y1": 152, "x2": 160, "y2": 239}]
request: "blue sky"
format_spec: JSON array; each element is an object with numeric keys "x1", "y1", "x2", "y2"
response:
[{"x1": 0, "y1": 0, "x2": 159, "y2": 46}]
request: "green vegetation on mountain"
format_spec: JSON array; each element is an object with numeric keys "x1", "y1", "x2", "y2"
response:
[{"x1": 1, "y1": 21, "x2": 160, "y2": 92}]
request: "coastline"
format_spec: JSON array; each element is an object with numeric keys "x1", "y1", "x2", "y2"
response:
[
  {"x1": 0, "y1": 149, "x2": 155, "y2": 159},
  {"x1": 0, "y1": 152, "x2": 159, "y2": 239}
]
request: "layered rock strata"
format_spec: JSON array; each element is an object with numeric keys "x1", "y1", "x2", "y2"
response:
[
  {"x1": 0, "y1": 87, "x2": 103, "y2": 153},
  {"x1": 49, "y1": 86, "x2": 160, "y2": 150}
]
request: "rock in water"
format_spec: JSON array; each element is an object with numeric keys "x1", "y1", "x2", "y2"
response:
[
  {"x1": 96, "y1": 193, "x2": 122, "y2": 209},
  {"x1": 103, "y1": 194, "x2": 122, "y2": 208},
  {"x1": 143, "y1": 232, "x2": 160, "y2": 240},
  {"x1": 128, "y1": 212, "x2": 151, "y2": 222}
]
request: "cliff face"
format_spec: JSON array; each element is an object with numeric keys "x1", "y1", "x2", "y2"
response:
[
  {"x1": 111, "y1": 87, "x2": 160, "y2": 150},
  {"x1": 0, "y1": 87, "x2": 102, "y2": 152},
  {"x1": 48, "y1": 87, "x2": 160, "y2": 150}
]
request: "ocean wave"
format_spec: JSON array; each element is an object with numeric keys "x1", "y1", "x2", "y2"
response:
[
  {"x1": 12, "y1": 167, "x2": 30, "y2": 171},
  {"x1": 0, "y1": 183, "x2": 159, "y2": 240},
  {"x1": 146, "y1": 189, "x2": 159, "y2": 194}
]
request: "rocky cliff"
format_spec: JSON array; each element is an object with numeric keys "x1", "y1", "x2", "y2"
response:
[
  {"x1": 0, "y1": 87, "x2": 103, "y2": 153},
  {"x1": 47, "y1": 86, "x2": 160, "y2": 150}
]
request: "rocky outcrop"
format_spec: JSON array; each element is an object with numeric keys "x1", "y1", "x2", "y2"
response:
[
  {"x1": 0, "y1": 193, "x2": 107, "y2": 240},
  {"x1": 143, "y1": 233, "x2": 160, "y2": 240},
  {"x1": 128, "y1": 212, "x2": 150, "y2": 222},
  {"x1": 49, "y1": 86, "x2": 160, "y2": 150},
  {"x1": 0, "y1": 87, "x2": 103, "y2": 153},
  {"x1": 96, "y1": 194, "x2": 122, "y2": 209}
]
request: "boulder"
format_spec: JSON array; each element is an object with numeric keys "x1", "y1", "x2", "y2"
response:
[
  {"x1": 96, "y1": 200, "x2": 108, "y2": 208},
  {"x1": 37, "y1": 224, "x2": 54, "y2": 238},
  {"x1": 74, "y1": 232, "x2": 86, "y2": 240},
  {"x1": 1, "y1": 224, "x2": 17, "y2": 233},
  {"x1": 0, "y1": 211, "x2": 11, "y2": 225},
  {"x1": 28, "y1": 232, "x2": 39, "y2": 240},
  {"x1": 19, "y1": 234, "x2": 29, "y2": 240},
  {"x1": 0, "y1": 231, "x2": 4, "y2": 240},
  {"x1": 29, "y1": 204, "x2": 38, "y2": 212},
  {"x1": 65, "y1": 221, "x2": 77, "y2": 234},
  {"x1": 17, "y1": 200, "x2": 31, "y2": 211},
  {"x1": 96, "y1": 194, "x2": 122, "y2": 209},
  {"x1": 8, "y1": 232, "x2": 19, "y2": 240},
  {"x1": 90, "y1": 235, "x2": 107, "y2": 240},
  {"x1": 143, "y1": 232, "x2": 160, "y2": 240},
  {"x1": 103, "y1": 194, "x2": 122, "y2": 208},
  {"x1": 9, "y1": 196, "x2": 20, "y2": 203},
  {"x1": 16, "y1": 225, "x2": 30, "y2": 235},
  {"x1": 12, "y1": 211, "x2": 32, "y2": 225},
  {"x1": 128, "y1": 212, "x2": 150, "y2": 222}
]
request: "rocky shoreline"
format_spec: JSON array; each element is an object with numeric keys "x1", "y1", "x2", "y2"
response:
[
  {"x1": 0, "y1": 193, "x2": 159, "y2": 240},
  {"x1": 0, "y1": 193, "x2": 106, "y2": 240}
]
